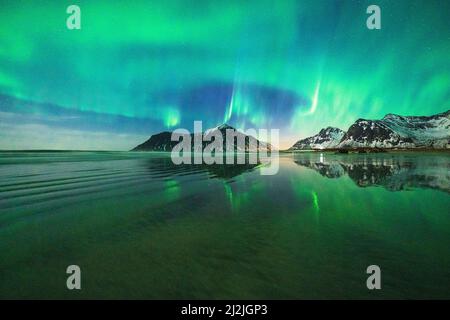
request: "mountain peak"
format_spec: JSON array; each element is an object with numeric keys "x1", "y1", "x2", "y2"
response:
[
  {"x1": 204, "y1": 123, "x2": 236, "y2": 136},
  {"x1": 217, "y1": 123, "x2": 235, "y2": 130},
  {"x1": 320, "y1": 126, "x2": 343, "y2": 133},
  {"x1": 290, "y1": 127, "x2": 345, "y2": 150},
  {"x1": 383, "y1": 113, "x2": 403, "y2": 120},
  {"x1": 132, "y1": 123, "x2": 272, "y2": 152}
]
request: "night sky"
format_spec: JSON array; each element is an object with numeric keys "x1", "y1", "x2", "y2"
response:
[{"x1": 0, "y1": 0, "x2": 449, "y2": 150}]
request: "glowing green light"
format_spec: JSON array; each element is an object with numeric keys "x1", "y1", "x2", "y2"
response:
[{"x1": 312, "y1": 191, "x2": 319, "y2": 211}]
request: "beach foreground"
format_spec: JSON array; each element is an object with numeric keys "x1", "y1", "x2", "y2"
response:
[{"x1": 0, "y1": 151, "x2": 449, "y2": 299}]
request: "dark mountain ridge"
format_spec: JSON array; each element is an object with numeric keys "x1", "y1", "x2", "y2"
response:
[
  {"x1": 132, "y1": 124, "x2": 271, "y2": 152},
  {"x1": 291, "y1": 110, "x2": 450, "y2": 150}
]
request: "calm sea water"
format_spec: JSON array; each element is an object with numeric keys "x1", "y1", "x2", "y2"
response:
[{"x1": 0, "y1": 151, "x2": 449, "y2": 299}]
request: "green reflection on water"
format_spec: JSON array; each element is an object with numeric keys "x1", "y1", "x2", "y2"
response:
[
  {"x1": 0, "y1": 151, "x2": 449, "y2": 299},
  {"x1": 311, "y1": 191, "x2": 320, "y2": 223}
]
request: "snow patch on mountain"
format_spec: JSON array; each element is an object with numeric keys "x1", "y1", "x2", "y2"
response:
[
  {"x1": 290, "y1": 127, "x2": 345, "y2": 150},
  {"x1": 338, "y1": 110, "x2": 450, "y2": 149}
]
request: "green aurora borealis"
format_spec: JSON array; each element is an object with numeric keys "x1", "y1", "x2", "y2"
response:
[{"x1": 0, "y1": 0, "x2": 449, "y2": 150}]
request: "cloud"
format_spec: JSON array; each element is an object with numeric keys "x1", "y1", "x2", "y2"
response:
[
  {"x1": 0, "y1": 122, "x2": 146, "y2": 151},
  {"x1": 0, "y1": 94, "x2": 164, "y2": 135}
]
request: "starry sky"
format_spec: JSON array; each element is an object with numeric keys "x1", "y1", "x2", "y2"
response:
[{"x1": 0, "y1": 0, "x2": 449, "y2": 150}]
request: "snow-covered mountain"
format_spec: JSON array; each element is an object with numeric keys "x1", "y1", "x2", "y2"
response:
[
  {"x1": 338, "y1": 110, "x2": 450, "y2": 149},
  {"x1": 290, "y1": 110, "x2": 450, "y2": 150},
  {"x1": 290, "y1": 127, "x2": 345, "y2": 150},
  {"x1": 132, "y1": 124, "x2": 271, "y2": 152},
  {"x1": 203, "y1": 124, "x2": 272, "y2": 152}
]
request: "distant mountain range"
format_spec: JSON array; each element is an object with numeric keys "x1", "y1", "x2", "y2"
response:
[
  {"x1": 290, "y1": 110, "x2": 450, "y2": 150},
  {"x1": 132, "y1": 124, "x2": 271, "y2": 152},
  {"x1": 132, "y1": 110, "x2": 449, "y2": 152}
]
